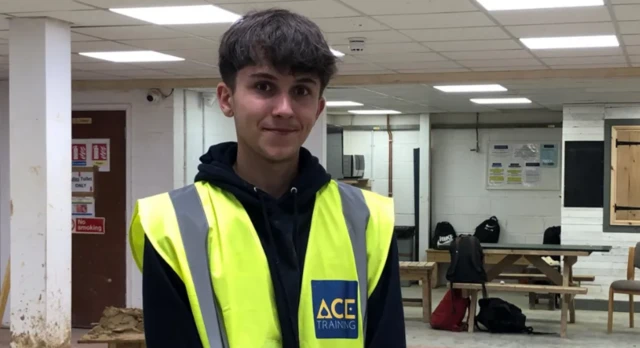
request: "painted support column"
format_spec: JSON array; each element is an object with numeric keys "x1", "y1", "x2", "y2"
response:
[
  {"x1": 9, "y1": 17, "x2": 72, "y2": 347},
  {"x1": 418, "y1": 113, "x2": 431, "y2": 260}
]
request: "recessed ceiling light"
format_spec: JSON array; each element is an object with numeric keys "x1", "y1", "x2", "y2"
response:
[
  {"x1": 110, "y1": 5, "x2": 241, "y2": 25},
  {"x1": 470, "y1": 98, "x2": 532, "y2": 104},
  {"x1": 434, "y1": 84, "x2": 507, "y2": 93},
  {"x1": 331, "y1": 48, "x2": 345, "y2": 57},
  {"x1": 326, "y1": 101, "x2": 363, "y2": 107},
  {"x1": 477, "y1": 0, "x2": 603, "y2": 11},
  {"x1": 348, "y1": 110, "x2": 402, "y2": 115},
  {"x1": 78, "y1": 51, "x2": 184, "y2": 63},
  {"x1": 521, "y1": 35, "x2": 619, "y2": 49}
]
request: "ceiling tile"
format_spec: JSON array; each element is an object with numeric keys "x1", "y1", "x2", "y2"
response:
[
  {"x1": 337, "y1": 70, "x2": 395, "y2": 75},
  {"x1": 337, "y1": 63, "x2": 389, "y2": 72},
  {"x1": 10, "y1": 10, "x2": 146, "y2": 26},
  {"x1": 119, "y1": 37, "x2": 217, "y2": 50},
  {"x1": 612, "y1": 0, "x2": 640, "y2": 3},
  {"x1": 0, "y1": 18, "x2": 10, "y2": 31},
  {"x1": 106, "y1": 69, "x2": 178, "y2": 78},
  {"x1": 336, "y1": 55, "x2": 366, "y2": 64},
  {"x1": 373, "y1": 12, "x2": 493, "y2": 30},
  {"x1": 550, "y1": 63, "x2": 628, "y2": 69},
  {"x1": 401, "y1": 27, "x2": 509, "y2": 42},
  {"x1": 396, "y1": 68, "x2": 470, "y2": 73},
  {"x1": 626, "y1": 55, "x2": 640, "y2": 63},
  {"x1": 614, "y1": 5, "x2": 640, "y2": 20},
  {"x1": 490, "y1": 7, "x2": 611, "y2": 26},
  {"x1": 71, "y1": 32, "x2": 103, "y2": 41},
  {"x1": 71, "y1": 40, "x2": 138, "y2": 53},
  {"x1": 531, "y1": 47, "x2": 624, "y2": 58},
  {"x1": 165, "y1": 24, "x2": 231, "y2": 39},
  {"x1": 357, "y1": 52, "x2": 447, "y2": 63},
  {"x1": 0, "y1": 44, "x2": 7, "y2": 55},
  {"x1": 72, "y1": 71, "x2": 124, "y2": 80},
  {"x1": 331, "y1": 42, "x2": 429, "y2": 55},
  {"x1": 338, "y1": 0, "x2": 477, "y2": 15},
  {"x1": 219, "y1": 0, "x2": 359, "y2": 18},
  {"x1": 618, "y1": 21, "x2": 640, "y2": 34},
  {"x1": 314, "y1": 17, "x2": 391, "y2": 33},
  {"x1": 626, "y1": 46, "x2": 640, "y2": 54},
  {"x1": 471, "y1": 66, "x2": 546, "y2": 71},
  {"x1": 0, "y1": 0, "x2": 92, "y2": 12},
  {"x1": 443, "y1": 50, "x2": 533, "y2": 60},
  {"x1": 505, "y1": 22, "x2": 615, "y2": 38},
  {"x1": 457, "y1": 58, "x2": 543, "y2": 68},
  {"x1": 72, "y1": 26, "x2": 189, "y2": 40},
  {"x1": 542, "y1": 56, "x2": 627, "y2": 65},
  {"x1": 378, "y1": 61, "x2": 463, "y2": 70},
  {"x1": 324, "y1": 31, "x2": 413, "y2": 45},
  {"x1": 425, "y1": 39, "x2": 520, "y2": 51},
  {"x1": 159, "y1": 49, "x2": 216, "y2": 64},
  {"x1": 623, "y1": 34, "x2": 640, "y2": 45}
]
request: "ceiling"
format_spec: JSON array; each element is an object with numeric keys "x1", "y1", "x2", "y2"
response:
[{"x1": 2, "y1": 0, "x2": 640, "y2": 112}]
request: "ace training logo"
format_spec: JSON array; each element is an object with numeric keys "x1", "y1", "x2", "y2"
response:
[{"x1": 311, "y1": 280, "x2": 359, "y2": 339}]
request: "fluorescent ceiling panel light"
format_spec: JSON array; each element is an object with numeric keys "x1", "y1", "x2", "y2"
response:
[
  {"x1": 326, "y1": 101, "x2": 363, "y2": 107},
  {"x1": 348, "y1": 110, "x2": 402, "y2": 115},
  {"x1": 521, "y1": 35, "x2": 618, "y2": 49},
  {"x1": 110, "y1": 5, "x2": 241, "y2": 25},
  {"x1": 434, "y1": 84, "x2": 507, "y2": 93},
  {"x1": 471, "y1": 98, "x2": 532, "y2": 104},
  {"x1": 79, "y1": 51, "x2": 184, "y2": 63},
  {"x1": 331, "y1": 48, "x2": 345, "y2": 57},
  {"x1": 477, "y1": 0, "x2": 603, "y2": 11}
]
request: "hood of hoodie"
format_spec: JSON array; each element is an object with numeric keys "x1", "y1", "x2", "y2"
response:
[{"x1": 194, "y1": 141, "x2": 331, "y2": 208}]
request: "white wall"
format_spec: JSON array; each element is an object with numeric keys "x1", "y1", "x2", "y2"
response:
[
  {"x1": 562, "y1": 105, "x2": 639, "y2": 301},
  {"x1": 329, "y1": 114, "x2": 420, "y2": 227},
  {"x1": 431, "y1": 127, "x2": 562, "y2": 242}
]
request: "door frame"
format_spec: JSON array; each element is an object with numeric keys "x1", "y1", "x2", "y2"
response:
[{"x1": 72, "y1": 103, "x2": 135, "y2": 308}]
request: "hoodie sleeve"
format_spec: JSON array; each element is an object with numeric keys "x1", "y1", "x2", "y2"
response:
[
  {"x1": 365, "y1": 235, "x2": 407, "y2": 348},
  {"x1": 142, "y1": 235, "x2": 204, "y2": 348}
]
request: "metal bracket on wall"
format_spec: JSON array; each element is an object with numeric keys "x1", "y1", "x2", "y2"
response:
[
  {"x1": 615, "y1": 140, "x2": 640, "y2": 147},
  {"x1": 614, "y1": 204, "x2": 640, "y2": 212}
]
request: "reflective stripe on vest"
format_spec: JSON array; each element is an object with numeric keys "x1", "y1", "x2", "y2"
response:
[{"x1": 168, "y1": 182, "x2": 370, "y2": 347}]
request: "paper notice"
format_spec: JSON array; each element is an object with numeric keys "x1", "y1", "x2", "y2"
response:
[
  {"x1": 489, "y1": 163, "x2": 505, "y2": 185},
  {"x1": 491, "y1": 144, "x2": 511, "y2": 157},
  {"x1": 507, "y1": 163, "x2": 523, "y2": 184},
  {"x1": 72, "y1": 197, "x2": 95, "y2": 217},
  {"x1": 512, "y1": 143, "x2": 540, "y2": 163}
]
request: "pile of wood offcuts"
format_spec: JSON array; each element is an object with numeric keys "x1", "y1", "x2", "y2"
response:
[{"x1": 86, "y1": 306, "x2": 144, "y2": 339}]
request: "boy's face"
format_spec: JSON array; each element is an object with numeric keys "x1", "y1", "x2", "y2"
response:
[{"x1": 217, "y1": 64, "x2": 326, "y2": 163}]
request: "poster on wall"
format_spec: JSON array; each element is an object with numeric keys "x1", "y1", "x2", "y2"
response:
[
  {"x1": 72, "y1": 217, "x2": 105, "y2": 234},
  {"x1": 72, "y1": 139, "x2": 110, "y2": 172},
  {"x1": 72, "y1": 197, "x2": 95, "y2": 217},
  {"x1": 487, "y1": 141, "x2": 560, "y2": 191},
  {"x1": 72, "y1": 171, "x2": 94, "y2": 193}
]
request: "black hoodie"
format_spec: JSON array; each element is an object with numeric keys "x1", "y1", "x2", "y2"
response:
[{"x1": 141, "y1": 142, "x2": 406, "y2": 348}]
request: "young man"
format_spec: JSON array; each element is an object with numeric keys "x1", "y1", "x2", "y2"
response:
[{"x1": 128, "y1": 8, "x2": 406, "y2": 348}]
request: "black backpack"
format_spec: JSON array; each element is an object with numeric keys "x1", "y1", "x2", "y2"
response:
[
  {"x1": 474, "y1": 216, "x2": 500, "y2": 244},
  {"x1": 446, "y1": 235, "x2": 488, "y2": 297},
  {"x1": 476, "y1": 298, "x2": 551, "y2": 335},
  {"x1": 432, "y1": 221, "x2": 457, "y2": 250},
  {"x1": 543, "y1": 226, "x2": 561, "y2": 262}
]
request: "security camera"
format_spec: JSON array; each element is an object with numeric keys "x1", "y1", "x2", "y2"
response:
[
  {"x1": 348, "y1": 37, "x2": 366, "y2": 52},
  {"x1": 146, "y1": 89, "x2": 163, "y2": 103}
]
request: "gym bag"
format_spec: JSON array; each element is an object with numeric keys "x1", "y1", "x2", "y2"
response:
[
  {"x1": 473, "y1": 216, "x2": 500, "y2": 244},
  {"x1": 430, "y1": 289, "x2": 470, "y2": 332},
  {"x1": 432, "y1": 221, "x2": 457, "y2": 250}
]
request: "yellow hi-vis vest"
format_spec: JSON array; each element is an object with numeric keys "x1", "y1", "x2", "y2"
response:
[{"x1": 129, "y1": 180, "x2": 395, "y2": 348}]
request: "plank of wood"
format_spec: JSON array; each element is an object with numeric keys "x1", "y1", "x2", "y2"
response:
[
  {"x1": 525, "y1": 255, "x2": 563, "y2": 286},
  {"x1": 78, "y1": 333, "x2": 145, "y2": 344},
  {"x1": 497, "y1": 273, "x2": 595, "y2": 282},
  {"x1": 486, "y1": 255, "x2": 522, "y2": 281},
  {"x1": 426, "y1": 250, "x2": 531, "y2": 265},
  {"x1": 451, "y1": 283, "x2": 588, "y2": 295}
]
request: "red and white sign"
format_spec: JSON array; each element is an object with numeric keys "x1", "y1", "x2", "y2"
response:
[
  {"x1": 92, "y1": 143, "x2": 108, "y2": 161},
  {"x1": 72, "y1": 217, "x2": 105, "y2": 234},
  {"x1": 72, "y1": 139, "x2": 110, "y2": 172},
  {"x1": 72, "y1": 144, "x2": 87, "y2": 166}
]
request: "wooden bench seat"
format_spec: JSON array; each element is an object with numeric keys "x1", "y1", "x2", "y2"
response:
[
  {"x1": 78, "y1": 333, "x2": 146, "y2": 348},
  {"x1": 451, "y1": 282, "x2": 587, "y2": 333},
  {"x1": 497, "y1": 273, "x2": 595, "y2": 283},
  {"x1": 399, "y1": 261, "x2": 435, "y2": 323}
]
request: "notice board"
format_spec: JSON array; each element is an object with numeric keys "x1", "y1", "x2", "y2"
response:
[{"x1": 486, "y1": 142, "x2": 561, "y2": 191}]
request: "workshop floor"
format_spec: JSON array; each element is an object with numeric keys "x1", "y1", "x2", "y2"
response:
[{"x1": 0, "y1": 286, "x2": 638, "y2": 347}]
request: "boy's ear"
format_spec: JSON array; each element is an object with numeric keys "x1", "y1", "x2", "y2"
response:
[
  {"x1": 315, "y1": 96, "x2": 326, "y2": 121},
  {"x1": 217, "y1": 82, "x2": 234, "y2": 117}
]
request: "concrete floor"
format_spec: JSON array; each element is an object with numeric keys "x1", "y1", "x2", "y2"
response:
[{"x1": 0, "y1": 286, "x2": 637, "y2": 347}]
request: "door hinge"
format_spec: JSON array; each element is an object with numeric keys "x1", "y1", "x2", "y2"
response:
[
  {"x1": 616, "y1": 140, "x2": 640, "y2": 147},
  {"x1": 614, "y1": 204, "x2": 640, "y2": 212}
]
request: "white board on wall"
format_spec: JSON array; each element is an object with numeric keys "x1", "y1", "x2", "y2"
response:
[{"x1": 486, "y1": 142, "x2": 561, "y2": 191}]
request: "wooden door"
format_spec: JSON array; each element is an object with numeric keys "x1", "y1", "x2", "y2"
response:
[{"x1": 71, "y1": 111, "x2": 127, "y2": 327}]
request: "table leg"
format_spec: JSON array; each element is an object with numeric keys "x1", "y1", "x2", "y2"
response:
[
  {"x1": 468, "y1": 291, "x2": 478, "y2": 333},
  {"x1": 423, "y1": 273, "x2": 432, "y2": 323},
  {"x1": 486, "y1": 255, "x2": 523, "y2": 281},
  {"x1": 431, "y1": 264, "x2": 438, "y2": 289},
  {"x1": 561, "y1": 256, "x2": 577, "y2": 338}
]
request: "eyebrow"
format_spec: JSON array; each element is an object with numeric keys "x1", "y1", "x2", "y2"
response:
[{"x1": 249, "y1": 72, "x2": 318, "y2": 85}]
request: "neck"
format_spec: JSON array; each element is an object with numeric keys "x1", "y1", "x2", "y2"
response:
[{"x1": 235, "y1": 142, "x2": 299, "y2": 198}]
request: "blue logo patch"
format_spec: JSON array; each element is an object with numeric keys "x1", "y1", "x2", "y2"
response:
[{"x1": 311, "y1": 280, "x2": 359, "y2": 339}]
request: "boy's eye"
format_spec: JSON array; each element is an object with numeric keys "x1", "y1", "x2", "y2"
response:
[
  {"x1": 295, "y1": 86, "x2": 310, "y2": 96},
  {"x1": 256, "y1": 82, "x2": 272, "y2": 92}
]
